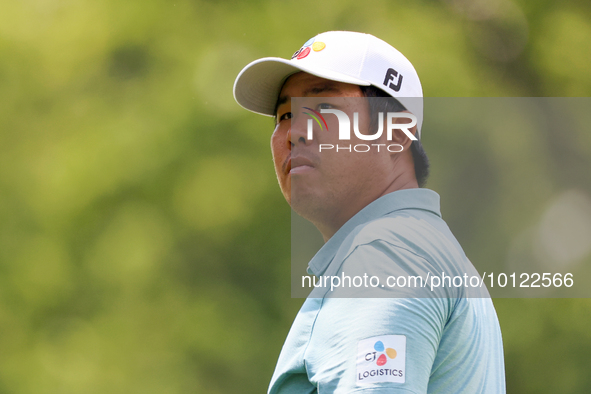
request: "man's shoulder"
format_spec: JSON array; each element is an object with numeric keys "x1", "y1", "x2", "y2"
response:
[
  {"x1": 332, "y1": 201, "x2": 479, "y2": 287},
  {"x1": 346, "y1": 206, "x2": 451, "y2": 255}
]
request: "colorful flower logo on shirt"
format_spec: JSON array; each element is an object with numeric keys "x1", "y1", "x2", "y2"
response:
[
  {"x1": 291, "y1": 37, "x2": 326, "y2": 60},
  {"x1": 373, "y1": 340, "x2": 397, "y2": 366}
]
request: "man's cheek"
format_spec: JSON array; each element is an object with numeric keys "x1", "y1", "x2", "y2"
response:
[{"x1": 270, "y1": 143, "x2": 282, "y2": 169}]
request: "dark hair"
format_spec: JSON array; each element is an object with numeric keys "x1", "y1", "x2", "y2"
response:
[{"x1": 359, "y1": 85, "x2": 430, "y2": 188}]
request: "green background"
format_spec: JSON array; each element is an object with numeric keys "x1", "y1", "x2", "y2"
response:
[{"x1": 1, "y1": 0, "x2": 590, "y2": 392}]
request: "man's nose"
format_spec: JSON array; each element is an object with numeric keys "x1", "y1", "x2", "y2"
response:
[{"x1": 288, "y1": 112, "x2": 310, "y2": 149}]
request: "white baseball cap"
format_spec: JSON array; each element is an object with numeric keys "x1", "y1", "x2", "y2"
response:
[{"x1": 233, "y1": 31, "x2": 424, "y2": 136}]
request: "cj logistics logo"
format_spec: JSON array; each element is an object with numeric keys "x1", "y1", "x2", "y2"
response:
[
  {"x1": 366, "y1": 340, "x2": 397, "y2": 366},
  {"x1": 357, "y1": 335, "x2": 405, "y2": 384},
  {"x1": 292, "y1": 37, "x2": 326, "y2": 60}
]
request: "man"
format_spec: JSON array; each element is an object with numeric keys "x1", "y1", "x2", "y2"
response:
[{"x1": 234, "y1": 31, "x2": 505, "y2": 393}]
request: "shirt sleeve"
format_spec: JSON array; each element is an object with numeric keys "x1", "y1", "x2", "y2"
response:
[{"x1": 303, "y1": 242, "x2": 452, "y2": 394}]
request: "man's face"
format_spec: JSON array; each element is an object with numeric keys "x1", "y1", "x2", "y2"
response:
[{"x1": 272, "y1": 72, "x2": 398, "y2": 226}]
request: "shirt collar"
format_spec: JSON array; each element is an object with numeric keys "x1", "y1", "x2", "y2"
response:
[{"x1": 306, "y1": 188, "x2": 441, "y2": 277}]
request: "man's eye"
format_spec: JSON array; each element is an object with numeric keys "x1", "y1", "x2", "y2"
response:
[
  {"x1": 317, "y1": 103, "x2": 333, "y2": 110},
  {"x1": 278, "y1": 112, "x2": 292, "y2": 122}
]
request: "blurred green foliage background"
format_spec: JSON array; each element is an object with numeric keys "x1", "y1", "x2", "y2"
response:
[{"x1": 0, "y1": 0, "x2": 590, "y2": 393}]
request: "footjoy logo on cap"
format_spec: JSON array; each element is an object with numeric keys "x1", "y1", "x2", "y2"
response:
[
  {"x1": 292, "y1": 37, "x2": 326, "y2": 60},
  {"x1": 383, "y1": 68, "x2": 403, "y2": 92},
  {"x1": 356, "y1": 335, "x2": 406, "y2": 385}
]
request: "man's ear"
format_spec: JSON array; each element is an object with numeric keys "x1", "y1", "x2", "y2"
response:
[{"x1": 387, "y1": 110, "x2": 417, "y2": 152}]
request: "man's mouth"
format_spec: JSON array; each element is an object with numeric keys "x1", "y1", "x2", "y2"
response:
[{"x1": 285, "y1": 155, "x2": 316, "y2": 175}]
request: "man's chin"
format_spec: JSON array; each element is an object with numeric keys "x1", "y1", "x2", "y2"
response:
[{"x1": 288, "y1": 192, "x2": 319, "y2": 220}]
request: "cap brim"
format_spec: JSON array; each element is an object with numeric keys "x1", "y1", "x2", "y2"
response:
[{"x1": 233, "y1": 57, "x2": 370, "y2": 117}]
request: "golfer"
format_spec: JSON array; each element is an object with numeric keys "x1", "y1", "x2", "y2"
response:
[{"x1": 234, "y1": 31, "x2": 505, "y2": 393}]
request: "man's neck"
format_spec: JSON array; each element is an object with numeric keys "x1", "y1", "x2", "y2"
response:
[{"x1": 314, "y1": 179, "x2": 419, "y2": 242}]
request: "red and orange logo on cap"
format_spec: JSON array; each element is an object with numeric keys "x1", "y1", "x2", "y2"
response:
[{"x1": 292, "y1": 37, "x2": 326, "y2": 60}]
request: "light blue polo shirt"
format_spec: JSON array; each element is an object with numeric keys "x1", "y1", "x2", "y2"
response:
[{"x1": 269, "y1": 189, "x2": 505, "y2": 394}]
